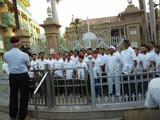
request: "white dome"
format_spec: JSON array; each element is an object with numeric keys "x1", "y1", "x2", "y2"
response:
[{"x1": 82, "y1": 32, "x2": 98, "y2": 41}]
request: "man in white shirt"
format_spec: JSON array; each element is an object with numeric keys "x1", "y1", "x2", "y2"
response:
[
  {"x1": 47, "y1": 54, "x2": 55, "y2": 70},
  {"x1": 141, "y1": 45, "x2": 154, "y2": 92},
  {"x1": 63, "y1": 54, "x2": 75, "y2": 95},
  {"x1": 141, "y1": 45, "x2": 154, "y2": 72},
  {"x1": 29, "y1": 53, "x2": 39, "y2": 78},
  {"x1": 99, "y1": 48, "x2": 108, "y2": 70},
  {"x1": 92, "y1": 50, "x2": 103, "y2": 75},
  {"x1": 148, "y1": 41, "x2": 156, "y2": 56},
  {"x1": 37, "y1": 52, "x2": 48, "y2": 70},
  {"x1": 30, "y1": 53, "x2": 39, "y2": 71},
  {"x1": 86, "y1": 48, "x2": 93, "y2": 57},
  {"x1": 53, "y1": 53, "x2": 63, "y2": 77},
  {"x1": 53, "y1": 53, "x2": 64, "y2": 95},
  {"x1": 64, "y1": 54, "x2": 75, "y2": 79},
  {"x1": 133, "y1": 47, "x2": 143, "y2": 73},
  {"x1": 106, "y1": 46, "x2": 122, "y2": 96},
  {"x1": 2, "y1": 62, "x2": 9, "y2": 75},
  {"x1": 154, "y1": 45, "x2": 160, "y2": 76},
  {"x1": 145, "y1": 78, "x2": 160, "y2": 110},
  {"x1": 121, "y1": 40, "x2": 137, "y2": 95},
  {"x1": 121, "y1": 40, "x2": 137, "y2": 74},
  {"x1": 71, "y1": 50, "x2": 79, "y2": 64},
  {"x1": 79, "y1": 50, "x2": 89, "y2": 65}
]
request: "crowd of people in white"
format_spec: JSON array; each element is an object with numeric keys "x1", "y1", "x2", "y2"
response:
[
  {"x1": 2, "y1": 40, "x2": 160, "y2": 97},
  {"x1": 2, "y1": 39, "x2": 160, "y2": 108}
]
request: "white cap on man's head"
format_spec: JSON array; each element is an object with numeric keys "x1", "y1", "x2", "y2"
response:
[{"x1": 110, "y1": 46, "x2": 116, "y2": 50}]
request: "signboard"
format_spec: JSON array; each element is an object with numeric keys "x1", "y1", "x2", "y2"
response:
[
  {"x1": 50, "y1": 48, "x2": 54, "y2": 54},
  {"x1": 131, "y1": 42, "x2": 138, "y2": 48},
  {"x1": 130, "y1": 30, "x2": 137, "y2": 35}
]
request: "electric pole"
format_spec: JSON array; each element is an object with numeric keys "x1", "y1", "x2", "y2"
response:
[
  {"x1": 139, "y1": 0, "x2": 150, "y2": 44},
  {"x1": 12, "y1": 0, "x2": 20, "y2": 30},
  {"x1": 149, "y1": 0, "x2": 157, "y2": 44}
]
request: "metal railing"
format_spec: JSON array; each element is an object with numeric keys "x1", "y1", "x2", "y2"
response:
[
  {"x1": 66, "y1": 36, "x2": 124, "y2": 50},
  {"x1": 93, "y1": 71, "x2": 157, "y2": 105},
  {"x1": 51, "y1": 67, "x2": 89, "y2": 106},
  {"x1": 0, "y1": 65, "x2": 160, "y2": 119},
  {"x1": 0, "y1": 70, "x2": 9, "y2": 101},
  {"x1": 34, "y1": 71, "x2": 48, "y2": 120},
  {"x1": 28, "y1": 70, "x2": 47, "y2": 106}
]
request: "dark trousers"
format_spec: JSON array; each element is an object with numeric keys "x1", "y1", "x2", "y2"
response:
[{"x1": 9, "y1": 73, "x2": 30, "y2": 120}]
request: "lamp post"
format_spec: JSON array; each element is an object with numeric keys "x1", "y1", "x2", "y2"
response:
[
  {"x1": 47, "y1": 6, "x2": 52, "y2": 18},
  {"x1": 127, "y1": 0, "x2": 132, "y2": 5}
]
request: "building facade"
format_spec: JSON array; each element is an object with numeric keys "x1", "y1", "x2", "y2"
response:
[
  {"x1": 64, "y1": 4, "x2": 160, "y2": 50},
  {"x1": 0, "y1": 0, "x2": 41, "y2": 66}
]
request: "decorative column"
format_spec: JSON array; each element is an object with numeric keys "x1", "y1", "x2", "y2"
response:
[
  {"x1": 120, "y1": 4, "x2": 143, "y2": 48},
  {"x1": 15, "y1": 29, "x2": 31, "y2": 47},
  {"x1": 40, "y1": 16, "x2": 61, "y2": 53}
]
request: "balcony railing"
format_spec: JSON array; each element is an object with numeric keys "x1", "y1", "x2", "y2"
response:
[
  {"x1": 1, "y1": 12, "x2": 16, "y2": 27},
  {"x1": 1, "y1": 12, "x2": 15, "y2": 21},
  {"x1": 17, "y1": 0, "x2": 32, "y2": 16},
  {"x1": 20, "y1": 0, "x2": 30, "y2": 7},
  {"x1": 0, "y1": 0, "x2": 4, "y2": 4}
]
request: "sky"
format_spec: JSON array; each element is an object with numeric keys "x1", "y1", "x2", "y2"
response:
[{"x1": 28, "y1": 0, "x2": 153, "y2": 34}]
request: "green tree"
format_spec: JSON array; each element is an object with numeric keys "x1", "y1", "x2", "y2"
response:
[{"x1": 70, "y1": 18, "x2": 82, "y2": 41}]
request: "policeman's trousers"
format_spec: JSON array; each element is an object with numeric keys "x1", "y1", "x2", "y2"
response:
[{"x1": 9, "y1": 73, "x2": 30, "y2": 120}]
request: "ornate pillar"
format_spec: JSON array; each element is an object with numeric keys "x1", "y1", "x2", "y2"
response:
[
  {"x1": 120, "y1": 4, "x2": 143, "y2": 48},
  {"x1": 40, "y1": 18, "x2": 61, "y2": 53},
  {"x1": 15, "y1": 29, "x2": 30, "y2": 47}
]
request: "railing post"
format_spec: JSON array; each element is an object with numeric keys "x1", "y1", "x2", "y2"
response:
[
  {"x1": 34, "y1": 94, "x2": 38, "y2": 120},
  {"x1": 50, "y1": 70, "x2": 56, "y2": 107},
  {"x1": 45, "y1": 64, "x2": 52, "y2": 108},
  {"x1": 89, "y1": 60, "x2": 96, "y2": 108}
]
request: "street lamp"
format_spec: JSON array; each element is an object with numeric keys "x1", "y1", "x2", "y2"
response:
[
  {"x1": 47, "y1": 7, "x2": 52, "y2": 18},
  {"x1": 127, "y1": 0, "x2": 132, "y2": 4}
]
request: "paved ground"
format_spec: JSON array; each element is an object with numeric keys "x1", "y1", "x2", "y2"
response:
[
  {"x1": 0, "y1": 111, "x2": 9, "y2": 120},
  {"x1": 0, "y1": 111, "x2": 123, "y2": 120},
  {"x1": 0, "y1": 111, "x2": 37, "y2": 120}
]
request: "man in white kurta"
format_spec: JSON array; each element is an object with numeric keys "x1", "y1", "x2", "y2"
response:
[
  {"x1": 121, "y1": 40, "x2": 137, "y2": 74},
  {"x1": 106, "y1": 46, "x2": 122, "y2": 96}
]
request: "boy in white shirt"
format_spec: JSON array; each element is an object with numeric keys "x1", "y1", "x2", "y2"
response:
[
  {"x1": 93, "y1": 62, "x2": 100, "y2": 96},
  {"x1": 92, "y1": 50, "x2": 103, "y2": 75},
  {"x1": 76, "y1": 55, "x2": 88, "y2": 97},
  {"x1": 2, "y1": 62, "x2": 9, "y2": 75}
]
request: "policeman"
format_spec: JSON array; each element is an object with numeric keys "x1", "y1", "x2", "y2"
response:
[{"x1": 4, "y1": 37, "x2": 30, "y2": 120}]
